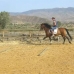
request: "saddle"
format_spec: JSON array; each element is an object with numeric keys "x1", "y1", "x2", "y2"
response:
[{"x1": 49, "y1": 28, "x2": 58, "y2": 34}]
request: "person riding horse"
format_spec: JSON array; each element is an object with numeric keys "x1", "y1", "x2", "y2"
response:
[
  {"x1": 51, "y1": 17, "x2": 57, "y2": 37},
  {"x1": 40, "y1": 22, "x2": 72, "y2": 44}
]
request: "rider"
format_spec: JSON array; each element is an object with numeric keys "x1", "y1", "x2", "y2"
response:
[{"x1": 51, "y1": 17, "x2": 57, "y2": 37}]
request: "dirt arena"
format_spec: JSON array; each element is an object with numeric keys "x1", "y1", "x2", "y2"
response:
[{"x1": 0, "y1": 41, "x2": 74, "y2": 74}]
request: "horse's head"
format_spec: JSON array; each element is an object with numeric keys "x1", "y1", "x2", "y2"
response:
[
  {"x1": 40, "y1": 23, "x2": 51, "y2": 30},
  {"x1": 40, "y1": 23, "x2": 45, "y2": 30}
]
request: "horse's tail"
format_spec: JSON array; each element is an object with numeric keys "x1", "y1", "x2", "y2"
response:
[{"x1": 65, "y1": 28, "x2": 72, "y2": 41}]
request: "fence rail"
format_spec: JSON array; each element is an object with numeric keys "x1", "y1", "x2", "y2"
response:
[{"x1": 0, "y1": 29, "x2": 74, "y2": 42}]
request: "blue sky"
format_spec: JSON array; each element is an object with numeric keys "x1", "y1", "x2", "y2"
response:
[{"x1": 0, "y1": 0, "x2": 74, "y2": 12}]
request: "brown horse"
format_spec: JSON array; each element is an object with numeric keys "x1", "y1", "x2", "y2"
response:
[{"x1": 40, "y1": 23, "x2": 72, "y2": 44}]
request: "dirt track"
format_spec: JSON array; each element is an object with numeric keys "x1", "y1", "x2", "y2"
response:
[{"x1": 0, "y1": 41, "x2": 74, "y2": 74}]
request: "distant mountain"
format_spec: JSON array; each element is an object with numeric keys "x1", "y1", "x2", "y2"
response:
[
  {"x1": 10, "y1": 12, "x2": 20, "y2": 15},
  {"x1": 10, "y1": 7, "x2": 74, "y2": 23},
  {"x1": 22, "y1": 7, "x2": 74, "y2": 22}
]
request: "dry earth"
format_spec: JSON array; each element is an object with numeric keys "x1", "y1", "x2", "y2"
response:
[{"x1": 0, "y1": 41, "x2": 74, "y2": 74}]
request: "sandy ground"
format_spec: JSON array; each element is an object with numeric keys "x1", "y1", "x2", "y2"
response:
[{"x1": 0, "y1": 41, "x2": 74, "y2": 74}]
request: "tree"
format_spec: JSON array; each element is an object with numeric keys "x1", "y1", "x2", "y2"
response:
[
  {"x1": 0, "y1": 11, "x2": 10, "y2": 29},
  {"x1": 0, "y1": 11, "x2": 10, "y2": 41}
]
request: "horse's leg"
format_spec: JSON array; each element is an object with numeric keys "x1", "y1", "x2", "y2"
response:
[
  {"x1": 49, "y1": 37, "x2": 52, "y2": 44},
  {"x1": 66, "y1": 36, "x2": 71, "y2": 44},
  {"x1": 62, "y1": 36, "x2": 66, "y2": 44},
  {"x1": 57, "y1": 36, "x2": 59, "y2": 42},
  {"x1": 43, "y1": 36, "x2": 47, "y2": 40}
]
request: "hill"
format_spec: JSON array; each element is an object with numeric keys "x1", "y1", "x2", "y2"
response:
[
  {"x1": 10, "y1": 15, "x2": 50, "y2": 24},
  {"x1": 22, "y1": 7, "x2": 74, "y2": 22},
  {"x1": 10, "y1": 7, "x2": 74, "y2": 23}
]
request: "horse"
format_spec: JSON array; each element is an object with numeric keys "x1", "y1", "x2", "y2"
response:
[{"x1": 40, "y1": 23, "x2": 72, "y2": 44}]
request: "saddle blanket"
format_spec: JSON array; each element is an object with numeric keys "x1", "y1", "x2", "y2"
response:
[{"x1": 53, "y1": 28, "x2": 58, "y2": 34}]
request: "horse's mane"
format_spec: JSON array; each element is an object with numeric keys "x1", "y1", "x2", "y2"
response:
[{"x1": 42, "y1": 23, "x2": 51, "y2": 29}]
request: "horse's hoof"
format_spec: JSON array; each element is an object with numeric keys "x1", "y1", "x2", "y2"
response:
[{"x1": 69, "y1": 42, "x2": 72, "y2": 44}]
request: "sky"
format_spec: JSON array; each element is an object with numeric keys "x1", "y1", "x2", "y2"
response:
[{"x1": 0, "y1": 0, "x2": 74, "y2": 12}]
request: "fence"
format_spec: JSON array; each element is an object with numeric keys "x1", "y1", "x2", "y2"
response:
[{"x1": 0, "y1": 29, "x2": 74, "y2": 43}]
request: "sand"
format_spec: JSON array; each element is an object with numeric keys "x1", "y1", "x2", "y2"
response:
[{"x1": 0, "y1": 41, "x2": 74, "y2": 74}]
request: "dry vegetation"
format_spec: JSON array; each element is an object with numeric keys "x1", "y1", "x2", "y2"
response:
[
  {"x1": 10, "y1": 15, "x2": 50, "y2": 24},
  {"x1": 0, "y1": 41, "x2": 74, "y2": 74}
]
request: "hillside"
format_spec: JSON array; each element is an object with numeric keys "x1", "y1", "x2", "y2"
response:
[
  {"x1": 22, "y1": 7, "x2": 74, "y2": 22},
  {"x1": 10, "y1": 15, "x2": 50, "y2": 24},
  {"x1": 10, "y1": 7, "x2": 74, "y2": 24}
]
